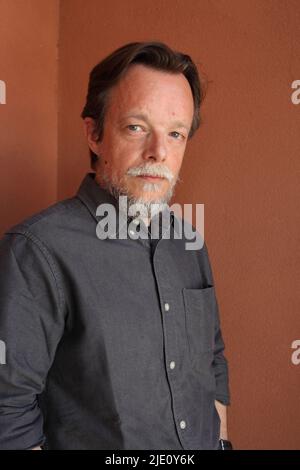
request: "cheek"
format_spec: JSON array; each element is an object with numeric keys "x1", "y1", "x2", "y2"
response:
[
  {"x1": 115, "y1": 141, "x2": 143, "y2": 171},
  {"x1": 109, "y1": 151, "x2": 138, "y2": 182},
  {"x1": 121, "y1": 138, "x2": 145, "y2": 156},
  {"x1": 170, "y1": 149, "x2": 185, "y2": 174}
]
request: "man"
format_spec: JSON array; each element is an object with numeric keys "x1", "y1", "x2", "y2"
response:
[{"x1": 0, "y1": 42, "x2": 231, "y2": 450}]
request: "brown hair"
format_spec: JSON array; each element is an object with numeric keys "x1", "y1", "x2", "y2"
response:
[{"x1": 81, "y1": 41, "x2": 206, "y2": 169}]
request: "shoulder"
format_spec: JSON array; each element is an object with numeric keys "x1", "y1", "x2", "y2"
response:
[
  {"x1": 3, "y1": 194, "x2": 93, "y2": 249},
  {"x1": 5, "y1": 197, "x2": 84, "y2": 235},
  {"x1": 1, "y1": 196, "x2": 91, "y2": 266}
]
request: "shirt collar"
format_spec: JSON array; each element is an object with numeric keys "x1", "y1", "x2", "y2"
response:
[
  {"x1": 75, "y1": 172, "x2": 180, "y2": 240},
  {"x1": 76, "y1": 172, "x2": 120, "y2": 220}
]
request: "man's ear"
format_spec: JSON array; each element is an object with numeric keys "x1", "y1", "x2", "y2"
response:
[{"x1": 83, "y1": 117, "x2": 101, "y2": 155}]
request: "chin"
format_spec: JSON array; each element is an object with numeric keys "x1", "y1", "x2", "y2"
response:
[
  {"x1": 134, "y1": 183, "x2": 168, "y2": 197},
  {"x1": 135, "y1": 190, "x2": 166, "y2": 201}
]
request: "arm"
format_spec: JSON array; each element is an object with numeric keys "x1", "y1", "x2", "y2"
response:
[
  {"x1": 200, "y1": 242, "x2": 231, "y2": 439},
  {"x1": 211, "y1": 279, "x2": 231, "y2": 440},
  {"x1": 215, "y1": 400, "x2": 228, "y2": 439},
  {"x1": 0, "y1": 231, "x2": 66, "y2": 450}
]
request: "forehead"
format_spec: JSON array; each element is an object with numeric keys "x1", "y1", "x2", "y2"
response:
[{"x1": 107, "y1": 64, "x2": 194, "y2": 121}]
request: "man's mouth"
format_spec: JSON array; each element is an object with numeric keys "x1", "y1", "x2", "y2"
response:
[{"x1": 136, "y1": 175, "x2": 165, "y2": 182}]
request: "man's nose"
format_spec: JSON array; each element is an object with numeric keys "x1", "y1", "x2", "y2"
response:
[{"x1": 142, "y1": 132, "x2": 167, "y2": 162}]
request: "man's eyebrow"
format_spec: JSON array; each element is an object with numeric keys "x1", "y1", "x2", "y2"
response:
[
  {"x1": 171, "y1": 120, "x2": 190, "y2": 131},
  {"x1": 121, "y1": 113, "x2": 190, "y2": 131},
  {"x1": 122, "y1": 113, "x2": 149, "y2": 122}
]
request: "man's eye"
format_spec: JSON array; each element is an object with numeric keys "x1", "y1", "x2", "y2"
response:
[
  {"x1": 127, "y1": 125, "x2": 142, "y2": 132},
  {"x1": 170, "y1": 131, "x2": 184, "y2": 140}
]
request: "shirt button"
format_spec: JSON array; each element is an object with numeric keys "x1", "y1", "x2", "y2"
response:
[
  {"x1": 169, "y1": 361, "x2": 176, "y2": 370},
  {"x1": 180, "y1": 420, "x2": 186, "y2": 430},
  {"x1": 164, "y1": 303, "x2": 170, "y2": 311}
]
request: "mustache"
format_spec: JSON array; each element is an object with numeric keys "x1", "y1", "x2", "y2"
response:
[{"x1": 126, "y1": 163, "x2": 174, "y2": 182}]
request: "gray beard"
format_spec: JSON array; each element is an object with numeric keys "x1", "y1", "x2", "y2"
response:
[{"x1": 100, "y1": 175, "x2": 177, "y2": 218}]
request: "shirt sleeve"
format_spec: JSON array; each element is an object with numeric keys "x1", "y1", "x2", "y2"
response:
[
  {"x1": 201, "y1": 241, "x2": 231, "y2": 406},
  {"x1": 0, "y1": 230, "x2": 66, "y2": 449}
]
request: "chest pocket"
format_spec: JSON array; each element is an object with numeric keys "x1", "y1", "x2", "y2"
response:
[{"x1": 182, "y1": 286, "x2": 217, "y2": 369}]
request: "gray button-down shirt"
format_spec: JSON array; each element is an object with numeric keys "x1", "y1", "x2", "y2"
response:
[{"x1": 0, "y1": 172, "x2": 230, "y2": 450}]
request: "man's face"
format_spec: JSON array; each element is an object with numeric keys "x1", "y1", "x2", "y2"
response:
[{"x1": 84, "y1": 64, "x2": 194, "y2": 211}]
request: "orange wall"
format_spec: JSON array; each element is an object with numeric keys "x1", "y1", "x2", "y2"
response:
[
  {"x1": 0, "y1": 0, "x2": 59, "y2": 236},
  {"x1": 1, "y1": 0, "x2": 300, "y2": 449}
]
